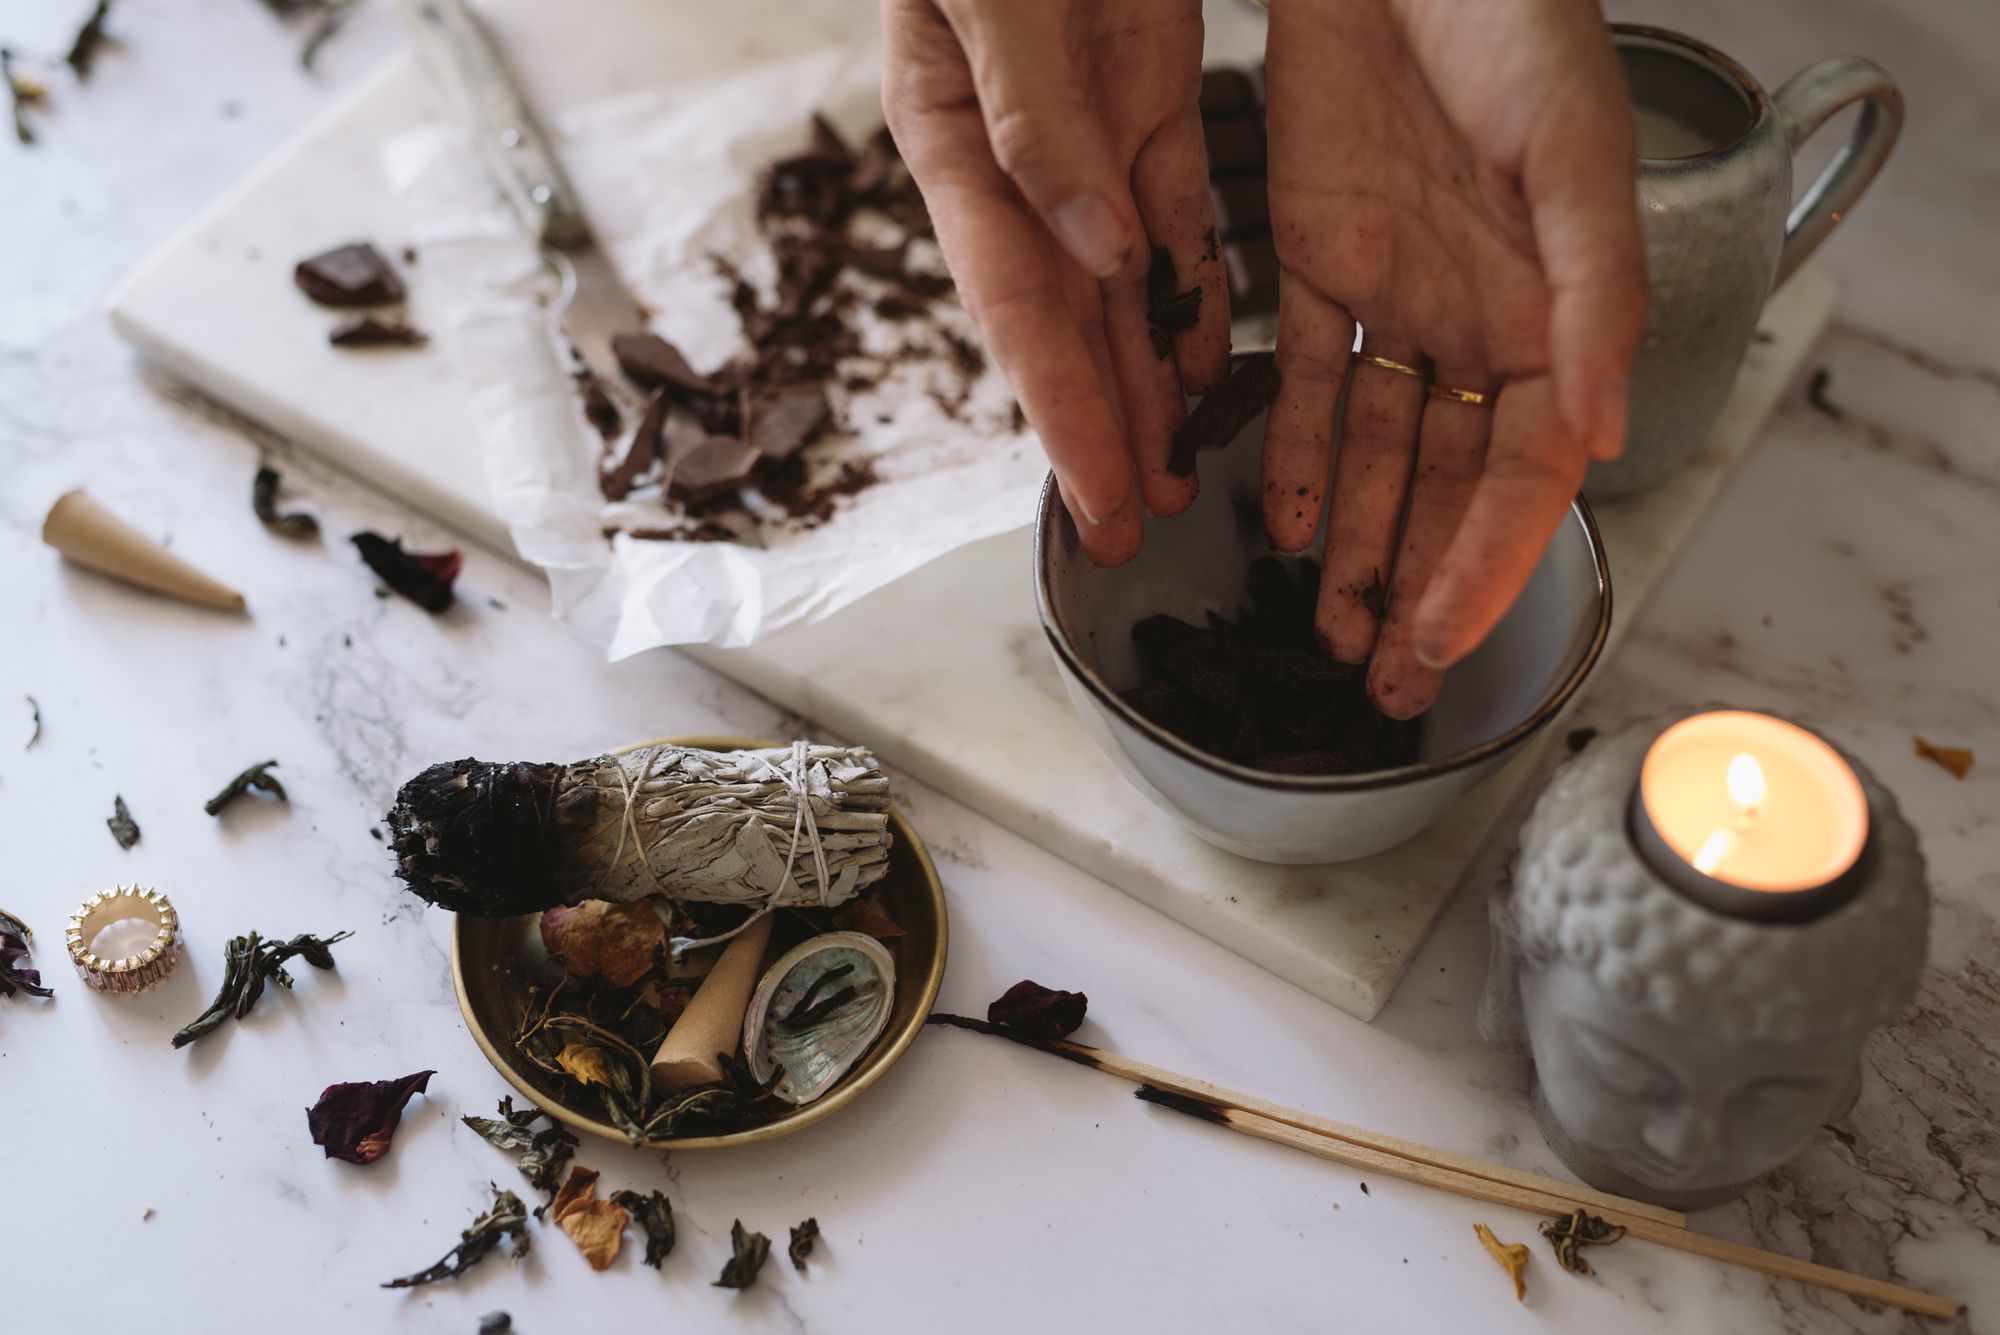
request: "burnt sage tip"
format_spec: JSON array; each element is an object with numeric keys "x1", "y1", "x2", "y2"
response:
[{"x1": 386, "y1": 757, "x2": 569, "y2": 917}]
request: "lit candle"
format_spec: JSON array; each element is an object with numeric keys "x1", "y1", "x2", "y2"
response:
[{"x1": 1629, "y1": 710, "x2": 1871, "y2": 921}]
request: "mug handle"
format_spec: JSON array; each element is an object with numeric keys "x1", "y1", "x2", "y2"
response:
[{"x1": 1771, "y1": 56, "x2": 1904, "y2": 286}]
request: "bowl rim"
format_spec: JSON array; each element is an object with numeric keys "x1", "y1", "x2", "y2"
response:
[
  {"x1": 1032, "y1": 474, "x2": 1614, "y2": 792},
  {"x1": 449, "y1": 733, "x2": 948, "y2": 1150}
]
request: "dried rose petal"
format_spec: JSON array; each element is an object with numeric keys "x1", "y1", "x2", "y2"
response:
[
  {"x1": 306, "y1": 1070, "x2": 435, "y2": 1164},
  {"x1": 539, "y1": 900, "x2": 666, "y2": 987},
  {"x1": 832, "y1": 895, "x2": 905, "y2": 941},
  {"x1": 986, "y1": 980, "x2": 1087, "y2": 1039},
  {"x1": 351, "y1": 532, "x2": 462, "y2": 613},
  {"x1": 550, "y1": 1165, "x2": 628, "y2": 1271}
]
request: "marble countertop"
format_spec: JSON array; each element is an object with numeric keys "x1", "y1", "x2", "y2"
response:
[{"x1": 2, "y1": 2, "x2": 1994, "y2": 1332}]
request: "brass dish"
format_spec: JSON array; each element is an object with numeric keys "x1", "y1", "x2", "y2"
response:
[{"x1": 451, "y1": 734, "x2": 947, "y2": 1149}]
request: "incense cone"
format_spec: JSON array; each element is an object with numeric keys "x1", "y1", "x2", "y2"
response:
[
  {"x1": 42, "y1": 490, "x2": 246, "y2": 613},
  {"x1": 650, "y1": 913, "x2": 774, "y2": 1092}
]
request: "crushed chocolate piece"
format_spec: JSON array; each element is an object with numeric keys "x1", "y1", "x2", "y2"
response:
[
  {"x1": 611, "y1": 332, "x2": 706, "y2": 394},
  {"x1": 745, "y1": 384, "x2": 831, "y2": 460},
  {"x1": 1169, "y1": 352, "x2": 1279, "y2": 475},
  {"x1": 329, "y1": 316, "x2": 427, "y2": 348},
  {"x1": 573, "y1": 368, "x2": 622, "y2": 442},
  {"x1": 668, "y1": 435, "x2": 762, "y2": 504},
  {"x1": 1146, "y1": 248, "x2": 1204, "y2": 361},
  {"x1": 294, "y1": 242, "x2": 406, "y2": 307},
  {"x1": 600, "y1": 389, "x2": 669, "y2": 501}
]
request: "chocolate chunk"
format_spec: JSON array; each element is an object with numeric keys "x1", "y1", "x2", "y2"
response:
[
  {"x1": 1210, "y1": 177, "x2": 1269, "y2": 240},
  {"x1": 1202, "y1": 114, "x2": 1266, "y2": 177},
  {"x1": 612, "y1": 332, "x2": 706, "y2": 394},
  {"x1": 1225, "y1": 237, "x2": 1280, "y2": 317},
  {"x1": 745, "y1": 384, "x2": 831, "y2": 461},
  {"x1": 600, "y1": 389, "x2": 669, "y2": 501},
  {"x1": 808, "y1": 111, "x2": 852, "y2": 164},
  {"x1": 1145, "y1": 247, "x2": 1203, "y2": 360},
  {"x1": 294, "y1": 243, "x2": 406, "y2": 307},
  {"x1": 1168, "y1": 351, "x2": 1280, "y2": 475},
  {"x1": 328, "y1": 316, "x2": 426, "y2": 348},
  {"x1": 667, "y1": 435, "x2": 761, "y2": 504},
  {"x1": 573, "y1": 367, "x2": 622, "y2": 441},
  {"x1": 1198, "y1": 68, "x2": 1257, "y2": 114}
]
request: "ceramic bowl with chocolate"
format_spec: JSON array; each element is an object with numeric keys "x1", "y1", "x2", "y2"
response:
[{"x1": 1033, "y1": 406, "x2": 1611, "y2": 865}]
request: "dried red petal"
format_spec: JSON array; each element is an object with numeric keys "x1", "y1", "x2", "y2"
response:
[
  {"x1": 986, "y1": 980, "x2": 1087, "y2": 1039},
  {"x1": 351, "y1": 533, "x2": 462, "y2": 613},
  {"x1": 540, "y1": 900, "x2": 667, "y2": 988},
  {"x1": 306, "y1": 1070, "x2": 435, "y2": 1164}
]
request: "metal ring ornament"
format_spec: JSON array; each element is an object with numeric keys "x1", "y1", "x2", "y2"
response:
[
  {"x1": 1426, "y1": 382, "x2": 1493, "y2": 407},
  {"x1": 67, "y1": 885, "x2": 183, "y2": 995}
]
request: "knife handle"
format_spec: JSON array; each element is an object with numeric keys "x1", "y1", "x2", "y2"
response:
[{"x1": 399, "y1": 0, "x2": 590, "y2": 250}]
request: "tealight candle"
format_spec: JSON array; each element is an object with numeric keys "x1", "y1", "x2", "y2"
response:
[{"x1": 1629, "y1": 710, "x2": 1871, "y2": 921}]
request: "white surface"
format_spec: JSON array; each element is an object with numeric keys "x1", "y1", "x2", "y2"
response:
[
  {"x1": 106, "y1": 0, "x2": 1835, "y2": 1020},
  {"x1": 7, "y1": 1, "x2": 1996, "y2": 1332}
]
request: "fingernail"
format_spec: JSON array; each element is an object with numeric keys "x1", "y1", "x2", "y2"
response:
[
  {"x1": 1079, "y1": 486, "x2": 1131, "y2": 526},
  {"x1": 1049, "y1": 193, "x2": 1130, "y2": 279},
  {"x1": 1413, "y1": 640, "x2": 1450, "y2": 670}
]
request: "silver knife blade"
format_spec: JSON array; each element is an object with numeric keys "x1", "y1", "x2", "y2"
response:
[{"x1": 400, "y1": 0, "x2": 646, "y2": 408}]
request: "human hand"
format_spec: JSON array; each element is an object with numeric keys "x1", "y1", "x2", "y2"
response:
[
  {"x1": 1261, "y1": 0, "x2": 1645, "y2": 718},
  {"x1": 881, "y1": 0, "x2": 1232, "y2": 566}
]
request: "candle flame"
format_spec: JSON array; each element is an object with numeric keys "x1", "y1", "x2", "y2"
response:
[
  {"x1": 1727, "y1": 753, "x2": 1766, "y2": 811},
  {"x1": 1693, "y1": 828, "x2": 1734, "y2": 875}
]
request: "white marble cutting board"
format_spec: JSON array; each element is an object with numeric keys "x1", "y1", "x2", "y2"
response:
[{"x1": 106, "y1": 1, "x2": 1838, "y2": 1019}]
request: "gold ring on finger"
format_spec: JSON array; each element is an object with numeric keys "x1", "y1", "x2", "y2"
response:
[
  {"x1": 1357, "y1": 353, "x2": 1426, "y2": 379},
  {"x1": 1427, "y1": 383, "x2": 1493, "y2": 406}
]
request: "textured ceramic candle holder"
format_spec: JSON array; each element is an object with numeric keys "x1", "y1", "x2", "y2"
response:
[{"x1": 1480, "y1": 708, "x2": 1929, "y2": 1209}]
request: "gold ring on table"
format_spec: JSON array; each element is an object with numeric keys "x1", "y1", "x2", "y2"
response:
[
  {"x1": 66, "y1": 885, "x2": 183, "y2": 995},
  {"x1": 1356, "y1": 353, "x2": 1426, "y2": 379},
  {"x1": 1426, "y1": 383, "x2": 1493, "y2": 406}
]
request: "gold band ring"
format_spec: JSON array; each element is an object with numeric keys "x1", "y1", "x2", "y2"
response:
[
  {"x1": 66, "y1": 885, "x2": 183, "y2": 995},
  {"x1": 1357, "y1": 353, "x2": 1425, "y2": 379},
  {"x1": 1427, "y1": 383, "x2": 1493, "y2": 406}
]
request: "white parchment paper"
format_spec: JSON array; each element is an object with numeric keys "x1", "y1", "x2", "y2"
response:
[{"x1": 385, "y1": 50, "x2": 1041, "y2": 657}]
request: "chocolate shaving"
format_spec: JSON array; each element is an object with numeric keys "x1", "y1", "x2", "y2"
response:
[
  {"x1": 329, "y1": 315, "x2": 426, "y2": 348},
  {"x1": 744, "y1": 384, "x2": 830, "y2": 460},
  {"x1": 351, "y1": 532, "x2": 461, "y2": 612},
  {"x1": 599, "y1": 389, "x2": 668, "y2": 501},
  {"x1": 1145, "y1": 247, "x2": 1203, "y2": 360},
  {"x1": 611, "y1": 332, "x2": 707, "y2": 395},
  {"x1": 1168, "y1": 352, "x2": 1279, "y2": 475},
  {"x1": 573, "y1": 367, "x2": 623, "y2": 441},
  {"x1": 294, "y1": 242, "x2": 406, "y2": 307},
  {"x1": 668, "y1": 435, "x2": 762, "y2": 504}
]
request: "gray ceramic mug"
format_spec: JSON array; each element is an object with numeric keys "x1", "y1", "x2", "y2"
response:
[{"x1": 1587, "y1": 26, "x2": 1903, "y2": 496}]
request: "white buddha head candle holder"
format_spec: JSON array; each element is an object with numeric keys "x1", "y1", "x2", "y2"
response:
[{"x1": 1480, "y1": 707, "x2": 1929, "y2": 1209}]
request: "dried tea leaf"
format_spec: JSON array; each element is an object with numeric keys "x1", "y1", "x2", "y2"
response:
[
  {"x1": 66, "y1": 0, "x2": 113, "y2": 79},
  {"x1": 1914, "y1": 736, "x2": 1974, "y2": 781},
  {"x1": 171, "y1": 929, "x2": 353, "y2": 1049},
  {"x1": 352, "y1": 532, "x2": 462, "y2": 612},
  {"x1": 24, "y1": 694, "x2": 40, "y2": 750},
  {"x1": 550, "y1": 1165, "x2": 628, "y2": 1271},
  {"x1": 540, "y1": 900, "x2": 666, "y2": 988},
  {"x1": 1539, "y1": 1208, "x2": 1625, "y2": 1275},
  {"x1": 204, "y1": 759, "x2": 287, "y2": 817},
  {"x1": 0, "y1": 908, "x2": 52, "y2": 999},
  {"x1": 3, "y1": 48, "x2": 44, "y2": 146},
  {"x1": 714, "y1": 1219, "x2": 771, "y2": 1290},
  {"x1": 788, "y1": 1216, "x2": 819, "y2": 1272},
  {"x1": 1474, "y1": 1222, "x2": 1530, "y2": 1301},
  {"x1": 382, "y1": 1184, "x2": 530, "y2": 1288},
  {"x1": 556, "y1": 1042, "x2": 615, "y2": 1089},
  {"x1": 477, "y1": 1315, "x2": 511, "y2": 1335},
  {"x1": 463, "y1": 1096, "x2": 578, "y2": 1199},
  {"x1": 611, "y1": 1189, "x2": 675, "y2": 1268},
  {"x1": 306, "y1": 1070, "x2": 434, "y2": 1164},
  {"x1": 831, "y1": 895, "x2": 904, "y2": 941},
  {"x1": 251, "y1": 467, "x2": 319, "y2": 538},
  {"x1": 106, "y1": 794, "x2": 140, "y2": 849},
  {"x1": 987, "y1": 980, "x2": 1088, "y2": 1039}
]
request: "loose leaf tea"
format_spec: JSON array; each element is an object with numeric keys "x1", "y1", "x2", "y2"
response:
[
  {"x1": 1168, "y1": 351, "x2": 1280, "y2": 476},
  {"x1": 2, "y1": 48, "x2": 42, "y2": 146},
  {"x1": 987, "y1": 980, "x2": 1088, "y2": 1040},
  {"x1": 383, "y1": 1184, "x2": 531, "y2": 1289},
  {"x1": 463, "y1": 1096, "x2": 579, "y2": 1200},
  {"x1": 1539, "y1": 1209, "x2": 1626, "y2": 1275},
  {"x1": 714, "y1": 1219, "x2": 772, "y2": 1290},
  {"x1": 295, "y1": 242, "x2": 406, "y2": 307},
  {"x1": 549, "y1": 1165, "x2": 628, "y2": 1271},
  {"x1": 171, "y1": 929, "x2": 354, "y2": 1049},
  {"x1": 297, "y1": 0, "x2": 355, "y2": 72},
  {"x1": 477, "y1": 1315, "x2": 511, "y2": 1335},
  {"x1": 306, "y1": 1070, "x2": 435, "y2": 1164},
  {"x1": 65, "y1": 0, "x2": 113, "y2": 79},
  {"x1": 204, "y1": 759, "x2": 287, "y2": 816},
  {"x1": 352, "y1": 532, "x2": 462, "y2": 612},
  {"x1": 1474, "y1": 1222, "x2": 1530, "y2": 1302},
  {"x1": 539, "y1": 900, "x2": 666, "y2": 989},
  {"x1": 788, "y1": 1216, "x2": 819, "y2": 1272},
  {"x1": 1914, "y1": 735, "x2": 1974, "y2": 781},
  {"x1": 329, "y1": 315, "x2": 427, "y2": 348},
  {"x1": 251, "y1": 467, "x2": 319, "y2": 538},
  {"x1": 612, "y1": 1189, "x2": 675, "y2": 1268},
  {"x1": 0, "y1": 909, "x2": 52, "y2": 999},
  {"x1": 106, "y1": 794, "x2": 140, "y2": 849}
]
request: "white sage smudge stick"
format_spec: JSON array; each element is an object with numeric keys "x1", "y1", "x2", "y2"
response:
[{"x1": 387, "y1": 742, "x2": 892, "y2": 921}]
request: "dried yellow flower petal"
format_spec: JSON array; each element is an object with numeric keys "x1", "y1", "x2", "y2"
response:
[
  {"x1": 1914, "y1": 736, "x2": 1974, "y2": 781},
  {"x1": 1475, "y1": 1222, "x2": 1530, "y2": 1302},
  {"x1": 556, "y1": 1043, "x2": 614, "y2": 1089},
  {"x1": 550, "y1": 1165, "x2": 628, "y2": 1271}
]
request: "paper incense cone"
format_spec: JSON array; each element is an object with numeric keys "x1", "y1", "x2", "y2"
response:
[
  {"x1": 650, "y1": 913, "x2": 774, "y2": 1093},
  {"x1": 42, "y1": 490, "x2": 246, "y2": 612}
]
